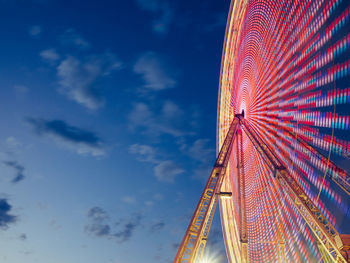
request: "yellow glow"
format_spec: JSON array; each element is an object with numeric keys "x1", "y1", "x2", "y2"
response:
[{"x1": 199, "y1": 247, "x2": 224, "y2": 263}]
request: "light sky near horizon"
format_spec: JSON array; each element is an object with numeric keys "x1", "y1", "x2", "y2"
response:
[{"x1": 0, "y1": 0, "x2": 230, "y2": 262}]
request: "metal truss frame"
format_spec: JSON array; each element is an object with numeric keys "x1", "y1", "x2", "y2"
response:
[
  {"x1": 236, "y1": 125, "x2": 248, "y2": 263},
  {"x1": 174, "y1": 115, "x2": 350, "y2": 263},
  {"x1": 174, "y1": 117, "x2": 240, "y2": 263}
]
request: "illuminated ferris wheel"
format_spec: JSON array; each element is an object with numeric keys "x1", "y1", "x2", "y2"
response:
[{"x1": 174, "y1": 0, "x2": 350, "y2": 262}]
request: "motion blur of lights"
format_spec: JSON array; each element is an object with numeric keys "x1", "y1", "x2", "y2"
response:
[{"x1": 217, "y1": 0, "x2": 350, "y2": 262}]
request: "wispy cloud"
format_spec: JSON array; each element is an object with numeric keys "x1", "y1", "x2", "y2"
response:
[
  {"x1": 135, "y1": 0, "x2": 174, "y2": 34},
  {"x1": 154, "y1": 160, "x2": 183, "y2": 183},
  {"x1": 19, "y1": 233, "x2": 27, "y2": 241},
  {"x1": 134, "y1": 52, "x2": 176, "y2": 91},
  {"x1": 26, "y1": 118, "x2": 105, "y2": 156},
  {"x1": 28, "y1": 25, "x2": 42, "y2": 37},
  {"x1": 88, "y1": 207, "x2": 109, "y2": 221},
  {"x1": 129, "y1": 144, "x2": 183, "y2": 183},
  {"x1": 113, "y1": 214, "x2": 142, "y2": 243},
  {"x1": 59, "y1": 29, "x2": 90, "y2": 49},
  {"x1": 128, "y1": 101, "x2": 184, "y2": 138},
  {"x1": 86, "y1": 223, "x2": 111, "y2": 237},
  {"x1": 150, "y1": 221, "x2": 165, "y2": 233},
  {"x1": 40, "y1": 30, "x2": 122, "y2": 110},
  {"x1": 0, "y1": 198, "x2": 17, "y2": 229},
  {"x1": 128, "y1": 144, "x2": 158, "y2": 163},
  {"x1": 128, "y1": 100, "x2": 192, "y2": 183},
  {"x1": 122, "y1": 196, "x2": 136, "y2": 204},
  {"x1": 40, "y1": 48, "x2": 60, "y2": 64},
  {"x1": 6, "y1": 136, "x2": 22, "y2": 149},
  {"x1": 84, "y1": 207, "x2": 142, "y2": 243},
  {"x1": 85, "y1": 207, "x2": 110, "y2": 237},
  {"x1": 3, "y1": 160, "x2": 25, "y2": 183},
  {"x1": 57, "y1": 52, "x2": 122, "y2": 110}
]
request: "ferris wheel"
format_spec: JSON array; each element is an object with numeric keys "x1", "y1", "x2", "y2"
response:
[{"x1": 174, "y1": 0, "x2": 350, "y2": 262}]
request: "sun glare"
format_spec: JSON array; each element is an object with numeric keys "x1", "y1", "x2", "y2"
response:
[{"x1": 199, "y1": 247, "x2": 223, "y2": 263}]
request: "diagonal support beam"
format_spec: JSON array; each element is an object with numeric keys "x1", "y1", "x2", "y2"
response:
[
  {"x1": 174, "y1": 117, "x2": 240, "y2": 263},
  {"x1": 236, "y1": 126, "x2": 249, "y2": 263}
]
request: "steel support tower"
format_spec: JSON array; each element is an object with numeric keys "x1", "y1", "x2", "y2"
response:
[{"x1": 174, "y1": 114, "x2": 350, "y2": 263}]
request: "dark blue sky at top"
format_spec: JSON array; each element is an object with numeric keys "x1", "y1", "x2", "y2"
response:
[{"x1": 0, "y1": 0, "x2": 230, "y2": 262}]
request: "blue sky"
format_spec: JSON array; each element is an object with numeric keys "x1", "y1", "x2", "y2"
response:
[{"x1": 0, "y1": 0, "x2": 230, "y2": 262}]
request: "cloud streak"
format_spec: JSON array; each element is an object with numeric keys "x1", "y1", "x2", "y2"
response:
[
  {"x1": 59, "y1": 29, "x2": 90, "y2": 49},
  {"x1": 154, "y1": 160, "x2": 183, "y2": 183},
  {"x1": 28, "y1": 25, "x2": 42, "y2": 37},
  {"x1": 128, "y1": 144, "x2": 158, "y2": 163},
  {"x1": 19, "y1": 233, "x2": 27, "y2": 241},
  {"x1": 150, "y1": 221, "x2": 165, "y2": 233},
  {"x1": 85, "y1": 207, "x2": 111, "y2": 237},
  {"x1": 128, "y1": 101, "x2": 184, "y2": 138},
  {"x1": 39, "y1": 30, "x2": 122, "y2": 110},
  {"x1": 134, "y1": 52, "x2": 176, "y2": 91},
  {"x1": 129, "y1": 144, "x2": 184, "y2": 183},
  {"x1": 27, "y1": 118, "x2": 105, "y2": 156},
  {"x1": 113, "y1": 214, "x2": 142, "y2": 243},
  {"x1": 0, "y1": 199, "x2": 17, "y2": 229},
  {"x1": 57, "y1": 52, "x2": 121, "y2": 110},
  {"x1": 84, "y1": 207, "x2": 142, "y2": 243},
  {"x1": 40, "y1": 48, "x2": 60, "y2": 64},
  {"x1": 135, "y1": 0, "x2": 174, "y2": 34},
  {"x1": 3, "y1": 161, "x2": 25, "y2": 183}
]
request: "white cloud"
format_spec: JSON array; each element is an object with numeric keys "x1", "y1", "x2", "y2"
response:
[
  {"x1": 57, "y1": 52, "x2": 122, "y2": 110},
  {"x1": 154, "y1": 160, "x2": 183, "y2": 183},
  {"x1": 128, "y1": 101, "x2": 184, "y2": 137},
  {"x1": 122, "y1": 196, "x2": 136, "y2": 204},
  {"x1": 6, "y1": 137, "x2": 22, "y2": 148},
  {"x1": 28, "y1": 25, "x2": 42, "y2": 36},
  {"x1": 162, "y1": 100, "x2": 183, "y2": 119},
  {"x1": 128, "y1": 144, "x2": 158, "y2": 163},
  {"x1": 50, "y1": 132, "x2": 106, "y2": 157},
  {"x1": 129, "y1": 143, "x2": 184, "y2": 183},
  {"x1": 135, "y1": 0, "x2": 174, "y2": 34},
  {"x1": 38, "y1": 28, "x2": 122, "y2": 110},
  {"x1": 134, "y1": 52, "x2": 176, "y2": 91},
  {"x1": 73, "y1": 143, "x2": 105, "y2": 157},
  {"x1": 60, "y1": 29, "x2": 90, "y2": 49},
  {"x1": 40, "y1": 48, "x2": 60, "y2": 64},
  {"x1": 145, "y1": 201, "x2": 154, "y2": 207},
  {"x1": 153, "y1": 193, "x2": 163, "y2": 200}
]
